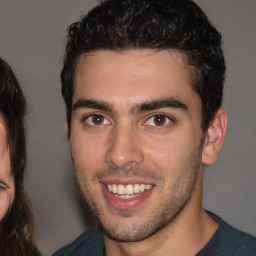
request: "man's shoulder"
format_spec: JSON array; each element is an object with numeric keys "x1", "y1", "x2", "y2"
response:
[
  {"x1": 219, "y1": 222, "x2": 256, "y2": 255},
  {"x1": 52, "y1": 226, "x2": 104, "y2": 256},
  {"x1": 198, "y1": 212, "x2": 256, "y2": 256}
]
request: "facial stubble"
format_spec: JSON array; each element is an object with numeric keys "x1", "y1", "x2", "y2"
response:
[{"x1": 73, "y1": 143, "x2": 202, "y2": 243}]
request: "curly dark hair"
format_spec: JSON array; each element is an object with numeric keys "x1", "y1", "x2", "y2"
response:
[
  {"x1": 0, "y1": 58, "x2": 41, "y2": 255},
  {"x1": 61, "y1": 0, "x2": 225, "y2": 136}
]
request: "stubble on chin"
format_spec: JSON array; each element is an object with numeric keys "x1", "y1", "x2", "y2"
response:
[
  {"x1": 102, "y1": 166, "x2": 200, "y2": 242},
  {"x1": 73, "y1": 145, "x2": 203, "y2": 243}
]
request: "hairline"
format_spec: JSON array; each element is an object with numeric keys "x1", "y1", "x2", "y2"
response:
[{"x1": 70, "y1": 47, "x2": 201, "y2": 114}]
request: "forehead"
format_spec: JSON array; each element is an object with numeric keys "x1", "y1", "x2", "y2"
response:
[{"x1": 73, "y1": 49, "x2": 199, "y2": 111}]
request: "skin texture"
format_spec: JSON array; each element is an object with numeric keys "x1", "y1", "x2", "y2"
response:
[
  {"x1": 0, "y1": 114, "x2": 14, "y2": 222},
  {"x1": 68, "y1": 49, "x2": 227, "y2": 256}
]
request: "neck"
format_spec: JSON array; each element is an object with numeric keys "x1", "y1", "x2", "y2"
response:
[{"x1": 103, "y1": 170, "x2": 219, "y2": 256}]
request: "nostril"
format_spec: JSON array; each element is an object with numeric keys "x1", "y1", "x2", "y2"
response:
[
  {"x1": 105, "y1": 127, "x2": 144, "y2": 167},
  {"x1": 105, "y1": 147, "x2": 144, "y2": 168}
]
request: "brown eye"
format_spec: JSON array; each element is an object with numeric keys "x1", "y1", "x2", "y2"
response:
[
  {"x1": 143, "y1": 114, "x2": 171, "y2": 127},
  {"x1": 153, "y1": 115, "x2": 167, "y2": 126},
  {"x1": 85, "y1": 114, "x2": 111, "y2": 126},
  {"x1": 91, "y1": 115, "x2": 104, "y2": 125}
]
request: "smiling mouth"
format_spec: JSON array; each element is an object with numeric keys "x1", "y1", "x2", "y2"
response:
[{"x1": 106, "y1": 184, "x2": 153, "y2": 199}]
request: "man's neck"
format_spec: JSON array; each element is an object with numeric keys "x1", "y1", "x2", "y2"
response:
[{"x1": 103, "y1": 207, "x2": 219, "y2": 256}]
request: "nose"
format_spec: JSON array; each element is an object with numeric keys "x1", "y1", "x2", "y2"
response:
[{"x1": 105, "y1": 124, "x2": 144, "y2": 169}]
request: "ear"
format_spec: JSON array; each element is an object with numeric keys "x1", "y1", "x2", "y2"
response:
[
  {"x1": 64, "y1": 120, "x2": 70, "y2": 144},
  {"x1": 202, "y1": 108, "x2": 228, "y2": 165}
]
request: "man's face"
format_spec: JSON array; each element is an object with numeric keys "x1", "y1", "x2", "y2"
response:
[{"x1": 69, "y1": 49, "x2": 205, "y2": 242}]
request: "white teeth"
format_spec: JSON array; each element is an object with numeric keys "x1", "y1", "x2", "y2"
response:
[
  {"x1": 114, "y1": 194, "x2": 138, "y2": 199},
  {"x1": 106, "y1": 183, "x2": 152, "y2": 196},
  {"x1": 145, "y1": 184, "x2": 151, "y2": 190},
  {"x1": 126, "y1": 184, "x2": 134, "y2": 195},
  {"x1": 117, "y1": 184, "x2": 125, "y2": 195},
  {"x1": 107, "y1": 184, "x2": 112, "y2": 192},
  {"x1": 112, "y1": 184, "x2": 117, "y2": 193},
  {"x1": 134, "y1": 184, "x2": 140, "y2": 193}
]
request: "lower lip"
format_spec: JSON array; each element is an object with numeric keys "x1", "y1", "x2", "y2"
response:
[{"x1": 101, "y1": 184, "x2": 153, "y2": 210}]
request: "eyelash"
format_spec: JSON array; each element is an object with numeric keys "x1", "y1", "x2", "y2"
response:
[
  {"x1": 82, "y1": 113, "x2": 111, "y2": 126},
  {"x1": 143, "y1": 113, "x2": 174, "y2": 127},
  {"x1": 82, "y1": 113, "x2": 174, "y2": 127}
]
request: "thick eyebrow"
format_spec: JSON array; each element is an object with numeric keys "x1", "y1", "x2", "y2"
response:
[
  {"x1": 73, "y1": 97, "x2": 188, "y2": 114},
  {"x1": 137, "y1": 97, "x2": 188, "y2": 113},
  {"x1": 73, "y1": 98, "x2": 112, "y2": 112}
]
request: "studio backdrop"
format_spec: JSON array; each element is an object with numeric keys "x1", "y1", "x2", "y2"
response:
[{"x1": 0, "y1": 0, "x2": 255, "y2": 255}]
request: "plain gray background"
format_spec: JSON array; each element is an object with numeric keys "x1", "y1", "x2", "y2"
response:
[{"x1": 0, "y1": 0, "x2": 255, "y2": 255}]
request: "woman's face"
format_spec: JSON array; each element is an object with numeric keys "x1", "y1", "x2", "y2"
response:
[{"x1": 0, "y1": 114, "x2": 15, "y2": 222}]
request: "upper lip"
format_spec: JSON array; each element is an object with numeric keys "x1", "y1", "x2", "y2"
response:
[{"x1": 100, "y1": 178, "x2": 155, "y2": 186}]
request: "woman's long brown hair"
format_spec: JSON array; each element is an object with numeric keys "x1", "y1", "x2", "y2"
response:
[{"x1": 0, "y1": 57, "x2": 41, "y2": 255}]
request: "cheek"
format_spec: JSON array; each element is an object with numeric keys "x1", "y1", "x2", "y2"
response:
[
  {"x1": 70, "y1": 133, "x2": 106, "y2": 170},
  {"x1": 144, "y1": 133, "x2": 200, "y2": 171},
  {"x1": 0, "y1": 194, "x2": 12, "y2": 221}
]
